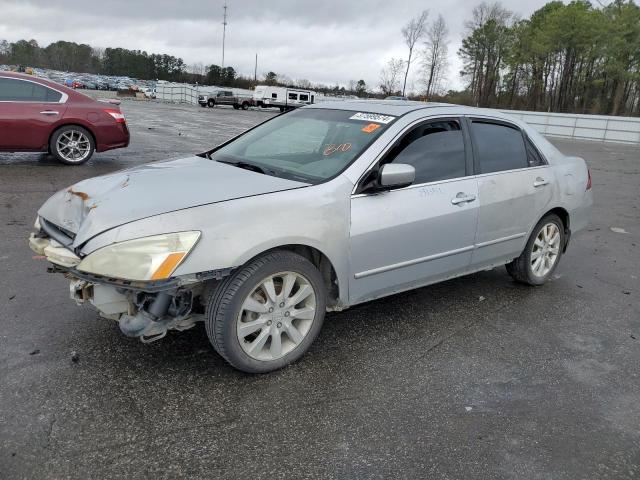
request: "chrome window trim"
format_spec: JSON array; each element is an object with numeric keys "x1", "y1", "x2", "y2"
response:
[
  {"x1": 473, "y1": 164, "x2": 549, "y2": 180},
  {"x1": 0, "y1": 75, "x2": 69, "y2": 104},
  {"x1": 351, "y1": 175, "x2": 472, "y2": 199},
  {"x1": 351, "y1": 164, "x2": 550, "y2": 199}
]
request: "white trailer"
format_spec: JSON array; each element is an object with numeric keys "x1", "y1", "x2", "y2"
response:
[{"x1": 253, "y1": 85, "x2": 316, "y2": 111}]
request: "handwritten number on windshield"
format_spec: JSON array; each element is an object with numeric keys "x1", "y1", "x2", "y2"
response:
[{"x1": 323, "y1": 143, "x2": 352, "y2": 156}]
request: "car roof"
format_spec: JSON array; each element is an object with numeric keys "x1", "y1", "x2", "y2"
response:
[
  {"x1": 306, "y1": 99, "x2": 529, "y2": 125},
  {"x1": 306, "y1": 99, "x2": 449, "y2": 116}
]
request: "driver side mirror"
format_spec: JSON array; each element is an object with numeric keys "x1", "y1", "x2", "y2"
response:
[{"x1": 378, "y1": 163, "x2": 415, "y2": 190}]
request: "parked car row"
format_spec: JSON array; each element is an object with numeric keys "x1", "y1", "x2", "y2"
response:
[{"x1": 0, "y1": 65, "x2": 156, "y2": 95}]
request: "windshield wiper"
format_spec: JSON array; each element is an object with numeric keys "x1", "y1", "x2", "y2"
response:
[{"x1": 216, "y1": 159, "x2": 267, "y2": 175}]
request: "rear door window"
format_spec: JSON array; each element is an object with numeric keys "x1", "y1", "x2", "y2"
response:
[
  {"x1": 470, "y1": 121, "x2": 528, "y2": 173},
  {"x1": 0, "y1": 78, "x2": 62, "y2": 102}
]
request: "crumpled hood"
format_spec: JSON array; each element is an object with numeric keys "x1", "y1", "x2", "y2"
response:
[{"x1": 38, "y1": 156, "x2": 308, "y2": 245}]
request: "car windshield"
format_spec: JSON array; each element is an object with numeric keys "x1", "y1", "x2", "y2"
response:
[{"x1": 209, "y1": 108, "x2": 395, "y2": 183}]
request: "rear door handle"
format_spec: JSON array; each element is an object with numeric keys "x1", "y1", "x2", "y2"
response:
[
  {"x1": 451, "y1": 193, "x2": 477, "y2": 205},
  {"x1": 533, "y1": 177, "x2": 549, "y2": 187},
  {"x1": 40, "y1": 110, "x2": 59, "y2": 115}
]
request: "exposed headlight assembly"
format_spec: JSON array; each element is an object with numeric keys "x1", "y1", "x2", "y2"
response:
[{"x1": 77, "y1": 231, "x2": 201, "y2": 281}]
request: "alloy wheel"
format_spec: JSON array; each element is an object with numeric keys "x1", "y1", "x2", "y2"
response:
[
  {"x1": 236, "y1": 271, "x2": 317, "y2": 361},
  {"x1": 56, "y1": 130, "x2": 91, "y2": 163},
  {"x1": 531, "y1": 222, "x2": 561, "y2": 277}
]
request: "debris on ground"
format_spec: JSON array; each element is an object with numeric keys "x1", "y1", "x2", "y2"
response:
[
  {"x1": 29, "y1": 349, "x2": 40, "y2": 355},
  {"x1": 9, "y1": 294, "x2": 15, "y2": 300},
  {"x1": 70, "y1": 351, "x2": 79, "y2": 363},
  {"x1": 478, "y1": 296, "x2": 485, "y2": 302},
  {"x1": 610, "y1": 227, "x2": 629, "y2": 234}
]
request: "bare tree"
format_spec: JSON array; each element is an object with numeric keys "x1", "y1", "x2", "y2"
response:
[
  {"x1": 464, "y1": 1, "x2": 512, "y2": 31},
  {"x1": 379, "y1": 58, "x2": 405, "y2": 95},
  {"x1": 188, "y1": 62, "x2": 206, "y2": 76},
  {"x1": 401, "y1": 10, "x2": 429, "y2": 96},
  {"x1": 422, "y1": 14, "x2": 449, "y2": 98}
]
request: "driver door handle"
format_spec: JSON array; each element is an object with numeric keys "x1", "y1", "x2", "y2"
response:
[
  {"x1": 533, "y1": 177, "x2": 549, "y2": 187},
  {"x1": 451, "y1": 193, "x2": 477, "y2": 205},
  {"x1": 40, "y1": 110, "x2": 59, "y2": 115}
]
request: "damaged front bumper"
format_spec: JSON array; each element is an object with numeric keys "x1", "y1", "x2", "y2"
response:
[{"x1": 29, "y1": 229, "x2": 222, "y2": 343}]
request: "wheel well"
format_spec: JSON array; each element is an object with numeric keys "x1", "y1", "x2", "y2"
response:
[
  {"x1": 261, "y1": 245, "x2": 340, "y2": 309},
  {"x1": 48, "y1": 124, "x2": 96, "y2": 153},
  {"x1": 544, "y1": 207, "x2": 570, "y2": 230}
]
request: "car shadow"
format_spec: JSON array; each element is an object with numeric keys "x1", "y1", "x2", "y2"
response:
[{"x1": 84, "y1": 267, "x2": 543, "y2": 381}]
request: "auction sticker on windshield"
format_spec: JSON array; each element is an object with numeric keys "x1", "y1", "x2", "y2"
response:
[{"x1": 349, "y1": 112, "x2": 396, "y2": 124}]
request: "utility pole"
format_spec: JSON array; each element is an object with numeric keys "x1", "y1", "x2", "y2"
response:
[
  {"x1": 254, "y1": 53, "x2": 258, "y2": 83},
  {"x1": 221, "y1": 1, "x2": 228, "y2": 68}
]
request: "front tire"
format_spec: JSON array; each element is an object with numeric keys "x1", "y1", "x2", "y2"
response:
[
  {"x1": 506, "y1": 214, "x2": 564, "y2": 286},
  {"x1": 206, "y1": 251, "x2": 326, "y2": 373},
  {"x1": 207, "y1": 99, "x2": 215, "y2": 108},
  {"x1": 49, "y1": 125, "x2": 95, "y2": 165},
  {"x1": 241, "y1": 102, "x2": 249, "y2": 110}
]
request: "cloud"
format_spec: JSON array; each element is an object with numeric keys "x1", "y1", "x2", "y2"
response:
[{"x1": 1, "y1": 0, "x2": 551, "y2": 92}]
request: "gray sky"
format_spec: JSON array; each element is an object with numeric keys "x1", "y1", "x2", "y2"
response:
[{"x1": 1, "y1": 0, "x2": 551, "y2": 92}]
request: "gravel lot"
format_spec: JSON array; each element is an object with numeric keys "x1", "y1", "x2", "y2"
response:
[{"x1": 1, "y1": 101, "x2": 638, "y2": 480}]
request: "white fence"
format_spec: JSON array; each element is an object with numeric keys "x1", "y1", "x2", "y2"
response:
[
  {"x1": 503, "y1": 110, "x2": 640, "y2": 144},
  {"x1": 154, "y1": 83, "x2": 640, "y2": 145},
  {"x1": 155, "y1": 82, "x2": 253, "y2": 105}
]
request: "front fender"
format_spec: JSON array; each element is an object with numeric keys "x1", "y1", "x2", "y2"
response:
[{"x1": 79, "y1": 176, "x2": 354, "y2": 305}]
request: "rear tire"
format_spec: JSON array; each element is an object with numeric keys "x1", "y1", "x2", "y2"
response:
[
  {"x1": 241, "y1": 102, "x2": 249, "y2": 110},
  {"x1": 206, "y1": 251, "x2": 326, "y2": 373},
  {"x1": 49, "y1": 125, "x2": 95, "y2": 165},
  {"x1": 506, "y1": 214, "x2": 564, "y2": 286},
  {"x1": 207, "y1": 99, "x2": 215, "y2": 108}
]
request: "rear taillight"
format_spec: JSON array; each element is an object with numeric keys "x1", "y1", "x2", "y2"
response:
[
  {"x1": 104, "y1": 108, "x2": 126, "y2": 124},
  {"x1": 586, "y1": 169, "x2": 592, "y2": 190}
]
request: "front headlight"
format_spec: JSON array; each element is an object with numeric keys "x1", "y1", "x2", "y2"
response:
[{"x1": 77, "y1": 231, "x2": 200, "y2": 281}]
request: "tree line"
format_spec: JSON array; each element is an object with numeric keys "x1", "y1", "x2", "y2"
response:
[
  {"x1": 459, "y1": 0, "x2": 640, "y2": 115},
  {"x1": 0, "y1": 38, "x2": 372, "y2": 96},
  {"x1": 0, "y1": 39, "x2": 191, "y2": 82}
]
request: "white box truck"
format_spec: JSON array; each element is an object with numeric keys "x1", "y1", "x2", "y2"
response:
[{"x1": 253, "y1": 86, "x2": 316, "y2": 111}]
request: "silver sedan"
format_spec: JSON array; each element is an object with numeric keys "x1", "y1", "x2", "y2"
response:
[{"x1": 30, "y1": 101, "x2": 593, "y2": 373}]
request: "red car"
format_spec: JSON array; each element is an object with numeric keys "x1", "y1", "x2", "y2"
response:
[{"x1": 0, "y1": 72, "x2": 129, "y2": 165}]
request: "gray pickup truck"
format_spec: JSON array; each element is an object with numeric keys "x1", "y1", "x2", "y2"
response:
[{"x1": 198, "y1": 90, "x2": 254, "y2": 110}]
